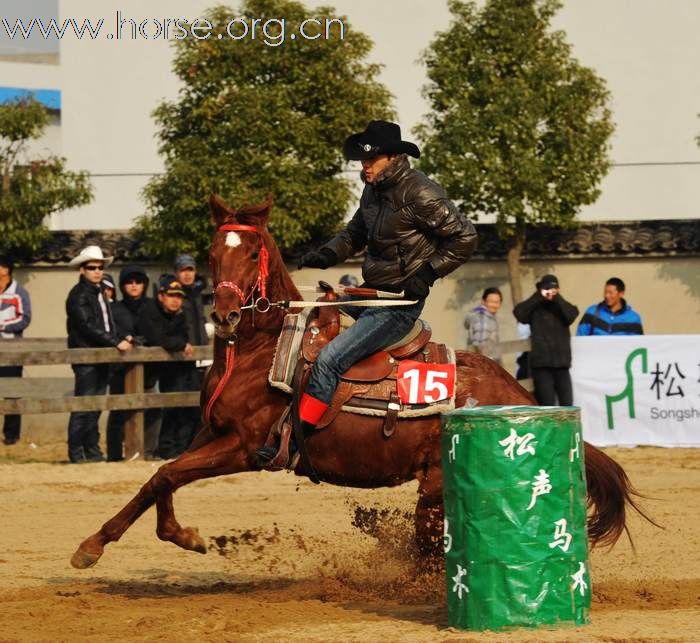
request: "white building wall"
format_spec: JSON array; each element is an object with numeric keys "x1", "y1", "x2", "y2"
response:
[{"x1": 2, "y1": 0, "x2": 700, "y2": 229}]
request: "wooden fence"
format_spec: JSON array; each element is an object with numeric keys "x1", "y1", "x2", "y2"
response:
[
  {"x1": 0, "y1": 339, "x2": 212, "y2": 459},
  {"x1": 0, "y1": 337, "x2": 531, "y2": 460}
]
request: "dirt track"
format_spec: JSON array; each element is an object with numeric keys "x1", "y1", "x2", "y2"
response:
[{"x1": 1, "y1": 444, "x2": 699, "y2": 642}]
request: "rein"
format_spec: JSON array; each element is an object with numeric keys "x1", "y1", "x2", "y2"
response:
[{"x1": 204, "y1": 223, "x2": 417, "y2": 424}]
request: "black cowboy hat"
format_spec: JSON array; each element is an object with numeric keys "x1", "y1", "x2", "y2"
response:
[{"x1": 343, "y1": 120, "x2": 421, "y2": 161}]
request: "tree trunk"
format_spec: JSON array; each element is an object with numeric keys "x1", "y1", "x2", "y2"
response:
[{"x1": 506, "y1": 222, "x2": 526, "y2": 308}]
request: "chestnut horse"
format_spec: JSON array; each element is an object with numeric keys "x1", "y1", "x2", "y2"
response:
[{"x1": 71, "y1": 195, "x2": 643, "y2": 570}]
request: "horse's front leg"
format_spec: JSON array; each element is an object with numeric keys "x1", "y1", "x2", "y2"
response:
[
  {"x1": 152, "y1": 433, "x2": 249, "y2": 553},
  {"x1": 71, "y1": 432, "x2": 251, "y2": 568},
  {"x1": 70, "y1": 476, "x2": 158, "y2": 569}
]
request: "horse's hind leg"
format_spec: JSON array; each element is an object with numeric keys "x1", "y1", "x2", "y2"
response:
[
  {"x1": 415, "y1": 464, "x2": 444, "y2": 559},
  {"x1": 71, "y1": 433, "x2": 248, "y2": 568}
]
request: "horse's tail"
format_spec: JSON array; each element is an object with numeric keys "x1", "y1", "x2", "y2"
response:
[{"x1": 584, "y1": 441, "x2": 661, "y2": 548}]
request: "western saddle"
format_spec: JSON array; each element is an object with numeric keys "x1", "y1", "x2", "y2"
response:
[{"x1": 261, "y1": 282, "x2": 452, "y2": 471}]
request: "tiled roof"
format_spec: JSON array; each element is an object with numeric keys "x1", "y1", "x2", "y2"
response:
[
  {"x1": 23, "y1": 219, "x2": 700, "y2": 265},
  {"x1": 473, "y1": 220, "x2": 699, "y2": 259},
  {"x1": 30, "y1": 230, "x2": 154, "y2": 265}
]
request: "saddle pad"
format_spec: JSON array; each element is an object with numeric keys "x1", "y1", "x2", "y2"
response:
[
  {"x1": 269, "y1": 310, "x2": 310, "y2": 394},
  {"x1": 339, "y1": 347, "x2": 457, "y2": 419}
]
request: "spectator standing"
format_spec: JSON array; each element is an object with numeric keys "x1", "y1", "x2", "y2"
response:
[
  {"x1": 513, "y1": 274, "x2": 579, "y2": 406},
  {"x1": 136, "y1": 277, "x2": 194, "y2": 459},
  {"x1": 173, "y1": 254, "x2": 208, "y2": 347},
  {"x1": 576, "y1": 277, "x2": 644, "y2": 336},
  {"x1": 65, "y1": 246, "x2": 133, "y2": 463},
  {"x1": 173, "y1": 254, "x2": 209, "y2": 445},
  {"x1": 0, "y1": 255, "x2": 31, "y2": 445},
  {"x1": 464, "y1": 287, "x2": 503, "y2": 363},
  {"x1": 106, "y1": 265, "x2": 162, "y2": 461}
]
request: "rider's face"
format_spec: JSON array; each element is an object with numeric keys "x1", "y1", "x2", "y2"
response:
[{"x1": 361, "y1": 154, "x2": 393, "y2": 183}]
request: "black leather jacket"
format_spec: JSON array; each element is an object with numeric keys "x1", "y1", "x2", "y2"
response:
[
  {"x1": 513, "y1": 292, "x2": 580, "y2": 368},
  {"x1": 322, "y1": 155, "x2": 477, "y2": 289},
  {"x1": 65, "y1": 276, "x2": 120, "y2": 348}
]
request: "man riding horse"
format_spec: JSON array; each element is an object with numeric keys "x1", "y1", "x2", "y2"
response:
[{"x1": 257, "y1": 120, "x2": 477, "y2": 464}]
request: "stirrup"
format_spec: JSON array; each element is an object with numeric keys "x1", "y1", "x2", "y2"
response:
[{"x1": 256, "y1": 418, "x2": 294, "y2": 471}]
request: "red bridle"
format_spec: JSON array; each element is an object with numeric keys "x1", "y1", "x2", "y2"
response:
[
  {"x1": 214, "y1": 224, "x2": 270, "y2": 303},
  {"x1": 205, "y1": 223, "x2": 270, "y2": 425}
]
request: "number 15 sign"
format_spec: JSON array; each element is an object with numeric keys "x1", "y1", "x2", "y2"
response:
[{"x1": 397, "y1": 360, "x2": 456, "y2": 405}]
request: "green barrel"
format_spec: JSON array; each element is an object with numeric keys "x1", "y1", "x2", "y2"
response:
[{"x1": 441, "y1": 405, "x2": 590, "y2": 631}]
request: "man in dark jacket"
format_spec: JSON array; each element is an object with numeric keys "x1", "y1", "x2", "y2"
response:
[
  {"x1": 136, "y1": 277, "x2": 194, "y2": 459},
  {"x1": 106, "y1": 265, "x2": 162, "y2": 461},
  {"x1": 172, "y1": 254, "x2": 209, "y2": 448},
  {"x1": 65, "y1": 246, "x2": 133, "y2": 463},
  {"x1": 258, "y1": 120, "x2": 476, "y2": 464},
  {"x1": 173, "y1": 254, "x2": 209, "y2": 346},
  {"x1": 513, "y1": 274, "x2": 579, "y2": 406}
]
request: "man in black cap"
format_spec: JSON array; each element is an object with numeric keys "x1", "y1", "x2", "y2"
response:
[
  {"x1": 136, "y1": 276, "x2": 194, "y2": 459},
  {"x1": 258, "y1": 120, "x2": 477, "y2": 463},
  {"x1": 513, "y1": 274, "x2": 579, "y2": 406}
]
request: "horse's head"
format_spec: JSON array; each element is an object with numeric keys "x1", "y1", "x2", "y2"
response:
[{"x1": 208, "y1": 193, "x2": 273, "y2": 339}]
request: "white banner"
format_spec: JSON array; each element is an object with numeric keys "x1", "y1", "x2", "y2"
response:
[{"x1": 571, "y1": 335, "x2": 700, "y2": 447}]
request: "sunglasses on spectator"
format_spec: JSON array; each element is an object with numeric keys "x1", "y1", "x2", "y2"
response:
[
  {"x1": 83, "y1": 265, "x2": 104, "y2": 271},
  {"x1": 124, "y1": 278, "x2": 145, "y2": 285}
]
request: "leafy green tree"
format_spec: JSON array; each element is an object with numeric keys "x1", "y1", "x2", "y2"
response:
[
  {"x1": 416, "y1": 0, "x2": 613, "y2": 304},
  {"x1": 137, "y1": 0, "x2": 393, "y2": 262},
  {"x1": 0, "y1": 97, "x2": 92, "y2": 256}
]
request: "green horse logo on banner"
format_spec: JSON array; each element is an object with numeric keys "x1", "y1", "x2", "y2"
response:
[{"x1": 605, "y1": 348, "x2": 648, "y2": 430}]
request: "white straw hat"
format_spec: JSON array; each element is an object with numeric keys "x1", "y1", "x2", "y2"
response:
[{"x1": 68, "y1": 245, "x2": 114, "y2": 268}]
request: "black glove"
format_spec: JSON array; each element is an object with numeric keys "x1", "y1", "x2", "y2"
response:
[
  {"x1": 403, "y1": 264, "x2": 438, "y2": 300},
  {"x1": 297, "y1": 248, "x2": 337, "y2": 270}
]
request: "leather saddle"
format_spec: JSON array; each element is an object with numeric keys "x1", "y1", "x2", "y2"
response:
[
  {"x1": 298, "y1": 283, "x2": 450, "y2": 435},
  {"x1": 260, "y1": 282, "x2": 452, "y2": 471}
]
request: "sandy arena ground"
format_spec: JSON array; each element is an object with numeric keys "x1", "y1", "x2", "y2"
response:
[{"x1": 1, "y1": 438, "x2": 699, "y2": 643}]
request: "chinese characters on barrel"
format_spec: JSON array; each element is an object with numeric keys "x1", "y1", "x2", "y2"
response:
[{"x1": 446, "y1": 423, "x2": 590, "y2": 603}]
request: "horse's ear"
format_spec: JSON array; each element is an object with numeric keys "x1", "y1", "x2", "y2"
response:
[
  {"x1": 209, "y1": 193, "x2": 236, "y2": 227},
  {"x1": 237, "y1": 194, "x2": 274, "y2": 228}
]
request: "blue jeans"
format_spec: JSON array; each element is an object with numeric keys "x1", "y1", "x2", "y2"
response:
[
  {"x1": 305, "y1": 299, "x2": 425, "y2": 405},
  {"x1": 67, "y1": 364, "x2": 109, "y2": 462}
]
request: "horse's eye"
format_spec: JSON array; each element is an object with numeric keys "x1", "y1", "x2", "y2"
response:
[{"x1": 251, "y1": 251, "x2": 259, "y2": 261}]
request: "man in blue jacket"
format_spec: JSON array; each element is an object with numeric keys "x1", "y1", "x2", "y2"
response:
[{"x1": 576, "y1": 277, "x2": 643, "y2": 336}]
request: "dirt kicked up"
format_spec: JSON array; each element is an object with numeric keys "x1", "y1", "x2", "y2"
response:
[{"x1": 1, "y1": 446, "x2": 699, "y2": 642}]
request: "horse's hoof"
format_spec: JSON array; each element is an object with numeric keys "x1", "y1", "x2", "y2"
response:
[
  {"x1": 177, "y1": 527, "x2": 207, "y2": 554},
  {"x1": 70, "y1": 547, "x2": 102, "y2": 569}
]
